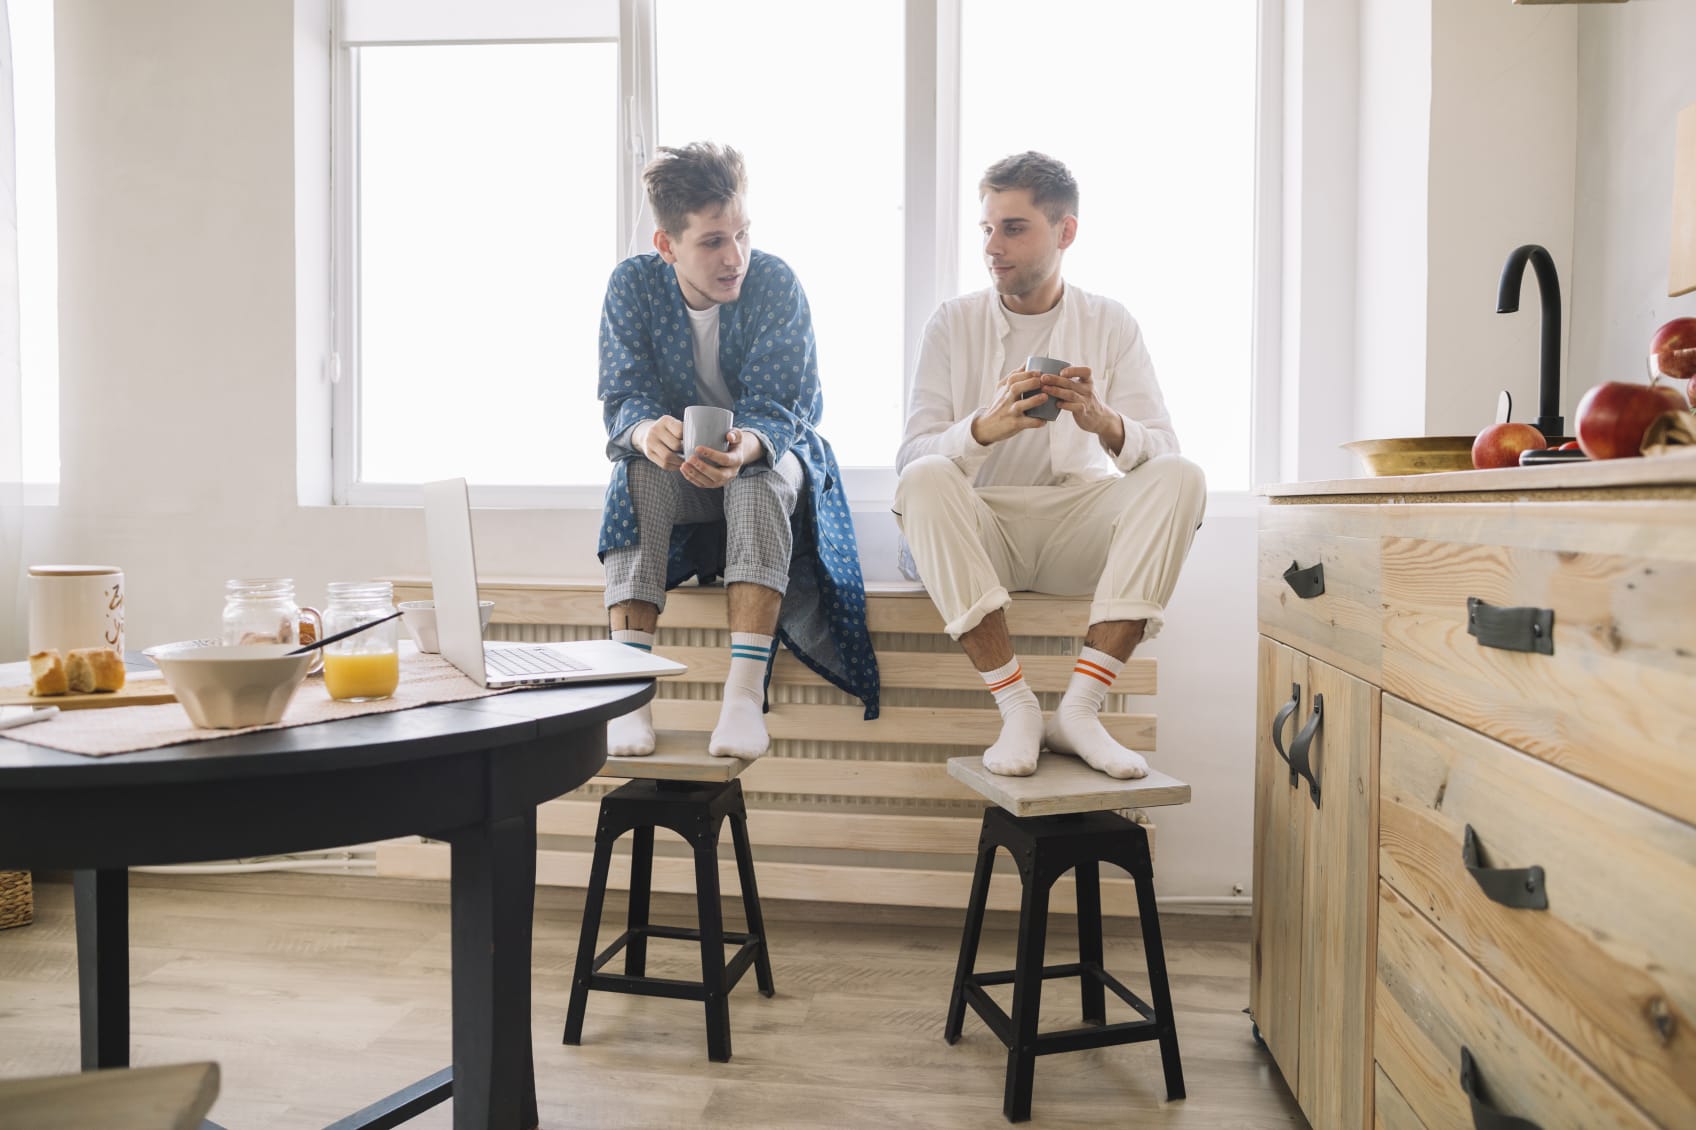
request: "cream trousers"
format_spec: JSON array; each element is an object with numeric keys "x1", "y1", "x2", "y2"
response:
[{"x1": 892, "y1": 453, "x2": 1207, "y2": 640}]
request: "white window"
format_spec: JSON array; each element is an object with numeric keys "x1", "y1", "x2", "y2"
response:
[
  {"x1": 9, "y1": 0, "x2": 59, "y2": 492},
  {"x1": 958, "y1": 1, "x2": 1259, "y2": 493},
  {"x1": 327, "y1": 0, "x2": 1267, "y2": 504}
]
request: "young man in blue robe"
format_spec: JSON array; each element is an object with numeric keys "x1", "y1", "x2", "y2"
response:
[{"x1": 598, "y1": 142, "x2": 878, "y2": 760}]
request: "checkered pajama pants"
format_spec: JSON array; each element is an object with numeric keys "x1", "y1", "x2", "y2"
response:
[{"x1": 603, "y1": 453, "x2": 804, "y2": 612}]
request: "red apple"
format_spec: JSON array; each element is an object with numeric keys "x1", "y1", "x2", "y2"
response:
[
  {"x1": 1575, "y1": 381, "x2": 1683, "y2": 460},
  {"x1": 1654, "y1": 383, "x2": 1690, "y2": 414},
  {"x1": 1559, "y1": 440, "x2": 1581, "y2": 450},
  {"x1": 1650, "y1": 317, "x2": 1696, "y2": 382},
  {"x1": 1472, "y1": 422, "x2": 1547, "y2": 469}
]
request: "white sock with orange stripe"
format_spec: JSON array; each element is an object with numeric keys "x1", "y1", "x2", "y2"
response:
[
  {"x1": 1045, "y1": 646, "x2": 1149, "y2": 779},
  {"x1": 979, "y1": 657, "x2": 1043, "y2": 777}
]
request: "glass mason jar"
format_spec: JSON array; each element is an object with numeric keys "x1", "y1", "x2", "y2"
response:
[
  {"x1": 222, "y1": 578, "x2": 322, "y2": 649},
  {"x1": 322, "y1": 581, "x2": 400, "y2": 702}
]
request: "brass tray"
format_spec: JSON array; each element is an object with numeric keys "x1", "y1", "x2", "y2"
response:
[{"x1": 1341, "y1": 436, "x2": 1475, "y2": 476}]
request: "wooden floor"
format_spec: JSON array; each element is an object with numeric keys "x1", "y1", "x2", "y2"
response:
[{"x1": 0, "y1": 874, "x2": 1302, "y2": 1128}]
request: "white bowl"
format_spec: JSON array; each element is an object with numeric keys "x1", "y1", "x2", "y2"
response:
[
  {"x1": 150, "y1": 644, "x2": 313, "y2": 728},
  {"x1": 399, "y1": 600, "x2": 494, "y2": 654}
]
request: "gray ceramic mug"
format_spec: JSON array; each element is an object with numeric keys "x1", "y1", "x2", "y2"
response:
[
  {"x1": 682, "y1": 405, "x2": 736, "y2": 453},
  {"x1": 1019, "y1": 356, "x2": 1068, "y2": 421}
]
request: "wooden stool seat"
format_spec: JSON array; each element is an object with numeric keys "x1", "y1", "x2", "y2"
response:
[
  {"x1": 945, "y1": 754, "x2": 1191, "y2": 1122},
  {"x1": 0, "y1": 1062, "x2": 219, "y2": 1130},
  {"x1": 563, "y1": 751, "x2": 773, "y2": 1063}
]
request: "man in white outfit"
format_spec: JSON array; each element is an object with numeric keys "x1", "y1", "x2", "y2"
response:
[{"x1": 894, "y1": 152, "x2": 1206, "y2": 779}]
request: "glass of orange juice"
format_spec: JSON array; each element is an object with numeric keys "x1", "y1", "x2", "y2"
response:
[{"x1": 322, "y1": 581, "x2": 400, "y2": 702}]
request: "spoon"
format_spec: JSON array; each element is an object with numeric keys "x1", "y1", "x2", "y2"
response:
[{"x1": 288, "y1": 610, "x2": 403, "y2": 655}]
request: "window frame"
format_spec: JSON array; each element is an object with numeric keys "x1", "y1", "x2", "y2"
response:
[{"x1": 321, "y1": 0, "x2": 1278, "y2": 511}]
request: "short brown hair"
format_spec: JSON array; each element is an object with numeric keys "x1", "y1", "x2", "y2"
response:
[
  {"x1": 644, "y1": 142, "x2": 748, "y2": 236},
  {"x1": 979, "y1": 151, "x2": 1079, "y2": 225}
]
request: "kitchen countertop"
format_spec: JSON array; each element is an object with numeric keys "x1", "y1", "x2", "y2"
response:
[{"x1": 1261, "y1": 451, "x2": 1696, "y2": 501}]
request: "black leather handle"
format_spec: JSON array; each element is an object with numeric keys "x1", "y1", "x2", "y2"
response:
[
  {"x1": 1283, "y1": 560, "x2": 1325, "y2": 599},
  {"x1": 1461, "y1": 1047, "x2": 1542, "y2": 1130},
  {"x1": 1467, "y1": 597, "x2": 1554, "y2": 656},
  {"x1": 1287, "y1": 693, "x2": 1323, "y2": 807},
  {"x1": 1463, "y1": 825, "x2": 1547, "y2": 910},
  {"x1": 1271, "y1": 683, "x2": 1301, "y2": 787}
]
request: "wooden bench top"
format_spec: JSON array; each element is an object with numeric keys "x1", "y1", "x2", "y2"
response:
[
  {"x1": 948, "y1": 755, "x2": 1191, "y2": 818},
  {"x1": 387, "y1": 577, "x2": 1111, "y2": 639}
]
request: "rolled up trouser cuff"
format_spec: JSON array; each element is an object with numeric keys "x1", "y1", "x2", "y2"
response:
[
  {"x1": 1089, "y1": 599, "x2": 1165, "y2": 641},
  {"x1": 945, "y1": 585, "x2": 1013, "y2": 640},
  {"x1": 603, "y1": 550, "x2": 670, "y2": 613},
  {"x1": 722, "y1": 565, "x2": 791, "y2": 595}
]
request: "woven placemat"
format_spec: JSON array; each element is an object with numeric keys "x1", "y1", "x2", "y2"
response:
[{"x1": 3, "y1": 649, "x2": 510, "y2": 758}]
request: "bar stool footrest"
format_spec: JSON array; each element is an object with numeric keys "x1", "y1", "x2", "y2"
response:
[{"x1": 588, "y1": 926, "x2": 765, "y2": 999}]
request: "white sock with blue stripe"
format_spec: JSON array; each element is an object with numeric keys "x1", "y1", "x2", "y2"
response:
[
  {"x1": 607, "y1": 629, "x2": 657, "y2": 756},
  {"x1": 709, "y1": 632, "x2": 772, "y2": 760}
]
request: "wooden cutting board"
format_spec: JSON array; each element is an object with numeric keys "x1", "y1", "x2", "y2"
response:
[{"x1": 0, "y1": 678, "x2": 176, "y2": 710}]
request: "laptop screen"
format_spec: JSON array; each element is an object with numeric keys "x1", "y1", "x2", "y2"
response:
[{"x1": 422, "y1": 478, "x2": 491, "y2": 686}]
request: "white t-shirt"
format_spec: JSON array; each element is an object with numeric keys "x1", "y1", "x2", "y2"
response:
[
  {"x1": 686, "y1": 304, "x2": 735, "y2": 411},
  {"x1": 977, "y1": 304, "x2": 1063, "y2": 488}
]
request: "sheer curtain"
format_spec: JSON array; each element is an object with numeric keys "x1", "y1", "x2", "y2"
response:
[{"x1": 1, "y1": 0, "x2": 24, "y2": 658}]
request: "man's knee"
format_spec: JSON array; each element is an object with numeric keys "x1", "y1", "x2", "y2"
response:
[
  {"x1": 1123, "y1": 455, "x2": 1207, "y2": 519},
  {"x1": 894, "y1": 454, "x2": 967, "y2": 516},
  {"x1": 728, "y1": 463, "x2": 800, "y2": 517}
]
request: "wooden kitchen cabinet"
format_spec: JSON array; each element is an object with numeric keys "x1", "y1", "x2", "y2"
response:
[
  {"x1": 1255, "y1": 458, "x2": 1696, "y2": 1130},
  {"x1": 1252, "y1": 627, "x2": 1378, "y2": 1130}
]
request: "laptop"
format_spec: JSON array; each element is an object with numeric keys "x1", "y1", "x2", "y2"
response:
[{"x1": 422, "y1": 478, "x2": 686, "y2": 689}]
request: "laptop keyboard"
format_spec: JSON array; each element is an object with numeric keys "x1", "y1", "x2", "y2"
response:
[{"x1": 484, "y1": 646, "x2": 590, "y2": 677}]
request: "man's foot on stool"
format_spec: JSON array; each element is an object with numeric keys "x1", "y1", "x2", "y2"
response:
[
  {"x1": 608, "y1": 703, "x2": 656, "y2": 756},
  {"x1": 710, "y1": 632, "x2": 773, "y2": 760},
  {"x1": 981, "y1": 658, "x2": 1043, "y2": 776},
  {"x1": 983, "y1": 711, "x2": 1043, "y2": 776},
  {"x1": 708, "y1": 696, "x2": 769, "y2": 760},
  {"x1": 1044, "y1": 710, "x2": 1150, "y2": 779}
]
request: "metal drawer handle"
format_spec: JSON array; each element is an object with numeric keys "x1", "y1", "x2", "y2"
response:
[
  {"x1": 1463, "y1": 825, "x2": 1547, "y2": 910},
  {"x1": 1271, "y1": 682, "x2": 1301, "y2": 787},
  {"x1": 1283, "y1": 560, "x2": 1325, "y2": 598},
  {"x1": 1467, "y1": 597, "x2": 1554, "y2": 656},
  {"x1": 1461, "y1": 1047, "x2": 1543, "y2": 1130},
  {"x1": 1287, "y1": 693, "x2": 1323, "y2": 808}
]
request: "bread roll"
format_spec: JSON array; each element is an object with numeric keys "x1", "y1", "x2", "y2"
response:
[
  {"x1": 28, "y1": 650, "x2": 68, "y2": 696},
  {"x1": 66, "y1": 647, "x2": 126, "y2": 693}
]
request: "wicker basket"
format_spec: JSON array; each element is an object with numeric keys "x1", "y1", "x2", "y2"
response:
[{"x1": 0, "y1": 871, "x2": 33, "y2": 929}]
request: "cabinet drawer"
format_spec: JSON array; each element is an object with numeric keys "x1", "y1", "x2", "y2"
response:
[
  {"x1": 1379, "y1": 697, "x2": 1696, "y2": 1126},
  {"x1": 1375, "y1": 883, "x2": 1654, "y2": 1130},
  {"x1": 1378, "y1": 501, "x2": 1696, "y2": 825},
  {"x1": 1259, "y1": 504, "x2": 1384, "y2": 684}
]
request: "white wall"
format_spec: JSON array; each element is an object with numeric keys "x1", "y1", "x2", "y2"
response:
[
  {"x1": 1353, "y1": 0, "x2": 1431, "y2": 443},
  {"x1": 1569, "y1": 0, "x2": 1696, "y2": 386},
  {"x1": 1425, "y1": 0, "x2": 1577, "y2": 439},
  {"x1": 37, "y1": 0, "x2": 1260, "y2": 903}
]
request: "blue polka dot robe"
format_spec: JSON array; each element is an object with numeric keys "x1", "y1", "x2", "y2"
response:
[{"x1": 597, "y1": 249, "x2": 880, "y2": 720}]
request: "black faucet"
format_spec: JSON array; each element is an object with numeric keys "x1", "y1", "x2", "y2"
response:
[{"x1": 1496, "y1": 244, "x2": 1564, "y2": 440}]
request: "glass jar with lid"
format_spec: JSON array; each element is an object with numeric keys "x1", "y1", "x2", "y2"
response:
[
  {"x1": 322, "y1": 581, "x2": 400, "y2": 702},
  {"x1": 222, "y1": 578, "x2": 322, "y2": 648}
]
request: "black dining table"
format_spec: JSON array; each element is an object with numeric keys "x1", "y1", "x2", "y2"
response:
[{"x1": 0, "y1": 668, "x2": 652, "y2": 1130}]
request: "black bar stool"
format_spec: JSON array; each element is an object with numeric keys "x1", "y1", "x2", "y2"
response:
[
  {"x1": 562, "y1": 753, "x2": 773, "y2": 1064},
  {"x1": 944, "y1": 754, "x2": 1192, "y2": 1122}
]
